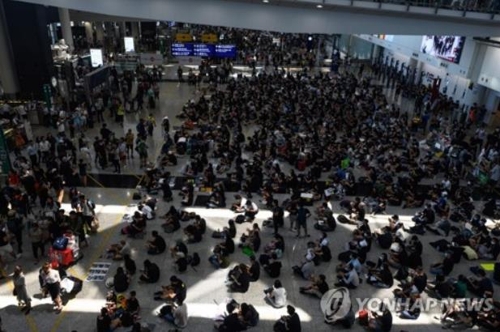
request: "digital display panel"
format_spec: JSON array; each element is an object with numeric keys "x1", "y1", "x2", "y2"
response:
[
  {"x1": 215, "y1": 45, "x2": 237, "y2": 58},
  {"x1": 172, "y1": 43, "x2": 193, "y2": 56},
  {"x1": 193, "y1": 44, "x2": 215, "y2": 57},
  {"x1": 172, "y1": 43, "x2": 236, "y2": 58},
  {"x1": 420, "y1": 36, "x2": 466, "y2": 64}
]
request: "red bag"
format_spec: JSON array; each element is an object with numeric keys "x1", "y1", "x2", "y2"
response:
[
  {"x1": 49, "y1": 247, "x2": 74, "y2": 267},
  {"x1": 358, "y1": 309, "x2": 369, "y2": 326}
]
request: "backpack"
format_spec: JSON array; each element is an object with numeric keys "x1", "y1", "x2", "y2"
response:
[
  {"x1": 190, "y1": 253, "x2": 200, "y2": 267},
  {"x1": 235, "y1": 215, "x2": 245, "y2": 224}
]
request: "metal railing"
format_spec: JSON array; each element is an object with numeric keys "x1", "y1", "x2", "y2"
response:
[{"x1": 274, "y1": 0, "x2": 500, "y2": 14}]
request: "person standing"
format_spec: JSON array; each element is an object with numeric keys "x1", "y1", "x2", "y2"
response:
[
  {"x1": 147, "y1": 114, "x2": 156, "y2": 137},
  {"x1": 28, "y1": 222, "x2": 44, "y2": 264},
  {"x1": 272, "y1": 200, "x2": 284, "y2": 235},
  {"x1": 40, "y1": 262, "x2": 63, "y2": 312},
  {"x1": 125, "y1": 129, "x2": 135, "y2": 159},
  {"x1": 13, "y1": 265, "x2": 31, "y2": 314},
  {"x1": 78, "y1": 159, "x2": 88, "y2": 187},
  {"x1": 296, "y1": 204, "x2": 311, "y2": 238},
  {"x1": 136, "y1": 138, "x2": 148, "y2": 168},
  {"x1": 6, "y1": 210, "x2": 23, "y2": 255}
]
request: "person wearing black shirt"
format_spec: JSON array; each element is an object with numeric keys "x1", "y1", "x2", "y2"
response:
[
  {"x1": 221, "y1": 307, "x2": 247, "y2": 332},
  {"x1": 240, "y1": 302, "x2": 259, "y2": 327},
  {"x1": 248, "y1": 255, "x2": 260, "y2": 282},
  {"x1": 272, "y1": 200, "x2": 284, "y2": 234},
  {"x1": 229, "y1": 264, "x2": 250, "y2": 293},
  {"x1": 96, "y1": 308, "x2": 112, "y2": 332},
  {"x1": 411, "y1": 267, "x2": 428, "y2": 293},
  {"x1": 264, "y1": 254, "x2": 282, "y2": 278},
  {"x1": 466, "y1": 269, "x2": 494, "y2": 297},
  {"x1": 430, "y1": 252, "x2": 455, "y2": 277},
  {"x1": 139, "y1": 260, "x2": 160, "y2": 283},
  {"x1": 282, "y1": 305, "x2": 301, "y2": 332},
  {"x1": 170, "y1": 276, "x2": 187, "y2": 304},
  {"x1": 299, "y1": 274, "x2": 329, "y2": 298},
  {"x1": 126, "y1": 291, "x2": 140, "y2": 314},
  {"x1": 113, "y1": 267, "x2": 130, "y2": 293},
  {"x1": 219, "y1": 232, "x2": 235, "y2": 256},
  {"x1": 369, "y1": 304, "x2": 392, "y2": 332},
  {"x1": 147, "y1": 231, "x2": 166, "y2": 255}
]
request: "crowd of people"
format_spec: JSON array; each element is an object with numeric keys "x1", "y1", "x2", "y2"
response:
[{"x1": 2, "y1": 40, "x2": 500, "y2": 331}]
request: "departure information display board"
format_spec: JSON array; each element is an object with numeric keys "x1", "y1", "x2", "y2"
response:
[
  {"x1": 171, "y1": 43, "x2": 193, "y2": 56},
  {"x1": 172, "y1": 43, "x2": 236, "y2": 58}
]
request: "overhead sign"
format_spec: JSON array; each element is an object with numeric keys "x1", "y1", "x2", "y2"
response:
[
  {"x1": 177, "y1": 57, "x2": 203, "y2": 66},
  {"x1": 201, "y1": 33, "x2": 218, "y2": 43},
  {"x1": 124, "y1": 37, "x2": 135, "y2": 53},
  {"x1": 172, "y1": 43, "x2": 236, "y2": 58},
  {"x1": 90, "y1": 48, "x2": 103, "y2": 68},
  {"x1": 175, "y1": 33, "x2": 193, "y2": 42},
  {"x1": 139, "y1": 53, "x2": 164, "y2": 66}
]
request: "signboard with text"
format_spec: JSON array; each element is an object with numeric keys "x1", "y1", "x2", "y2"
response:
[{"x1": 172, "y1": 43, "x2": 236, "y2": 58}]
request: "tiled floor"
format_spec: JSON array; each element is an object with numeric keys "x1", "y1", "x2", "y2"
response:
[{"x1": 0, "y1": 69, "x2": 498, "y2": 332}]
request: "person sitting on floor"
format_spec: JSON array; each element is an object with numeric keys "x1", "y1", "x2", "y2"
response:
[
  {"x1": 240, "y1": 302, "x2": 260, "y2": 328},
  {"x1": 366, "y1": 263, "x2": 393, "y2": 288},
  {"x1": 121, "y1": 212, "x2": 146, "y2": 237},
  {"x1": 299, "y1": 274, "x2": 329, "y2": 298},
  {"x1": 334, "y1": 263, "x2": 360, "y2": 289},
  {"x1": 146, "y1": 231, "x2": 166, "y2": 255},
  {"x1": 106, "y1": 240, "x2": 131, "y2": 260},
  {"x1": 138, "y1": 259, "x2": 160, "y2": 284},
  {"x1": 264, "y1": 279, "x2": 287, "y2": 308},
  {"x1": 262, "y1": 253, "x2": 282, "y2": 278},
  {"x1": 227, "y1": 263, "x2": 251, "y2": 293}
]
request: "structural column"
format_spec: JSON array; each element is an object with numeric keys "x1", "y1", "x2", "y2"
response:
[
  {"x1": 84, "y1": 22, "x2": 93, "y2": 45},
  {"x1": 58, "y1": 7, "x2": 74, "y2": 51},
  {"x1": 95, "y1": 22, "x2": 104, "y2": 44},
  {"x1": 0, "y1": 0, "x2": 19, "y2": 95},
  {"x1": 131, "y1": 22, "x2": 139, "y2": 40}
]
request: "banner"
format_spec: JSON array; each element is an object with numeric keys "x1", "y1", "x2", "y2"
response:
[{"x1": 139, "y1": 53, "x2": 164, "y2": 66}]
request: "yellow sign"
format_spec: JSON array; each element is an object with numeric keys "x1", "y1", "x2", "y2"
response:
[
  {"x1": 175, "y1": 33, "x2": 193, "y2": 42},
  {"x1": 201, "y1": 33, "x2": 218, "y2": 43}
]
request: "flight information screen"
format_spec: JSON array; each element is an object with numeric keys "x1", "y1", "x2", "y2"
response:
[{"x1": 172, "y1": 43, "x2": 236, "y2": 58}]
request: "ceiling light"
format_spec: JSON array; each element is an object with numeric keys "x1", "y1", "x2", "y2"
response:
[
  {"x1": 317, "y1": 4, "x2": 323, "y2": 8},
  {"x1": 263, "y1": 0, "x2": 269, "y2": 3}
]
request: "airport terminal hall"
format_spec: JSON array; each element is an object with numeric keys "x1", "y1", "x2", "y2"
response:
[{"x1": 2, "y1": 0, "x2": 500, "y2": 331}]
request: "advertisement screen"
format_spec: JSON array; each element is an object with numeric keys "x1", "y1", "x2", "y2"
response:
[
  {"x1": 124, "y1": 37, "x2": 135, "y2": 53},
  {"x1": 420, "y1": 36, "x2": 465, "y2": 64},
  {"x1": 90, "y1": 48, "x2": 103, "y2": 68}
]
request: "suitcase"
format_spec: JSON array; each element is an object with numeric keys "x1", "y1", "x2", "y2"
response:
[{"x1": 49, "y1": 247, "x2": 74, "y2": 267}]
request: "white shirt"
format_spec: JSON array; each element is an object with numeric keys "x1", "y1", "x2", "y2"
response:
[
  {"x1": 43, "y1": 269, "x2": 61, "y2": 284},
  {"x1": 39, "y1": 140, "x2": 50, "y2": 152},
  {"x1": 272, "y1": 287, "x2": 287, "y2": 307},
  {"x1": 141, "y1": 205, "x2": 153, "y2": 219}
]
